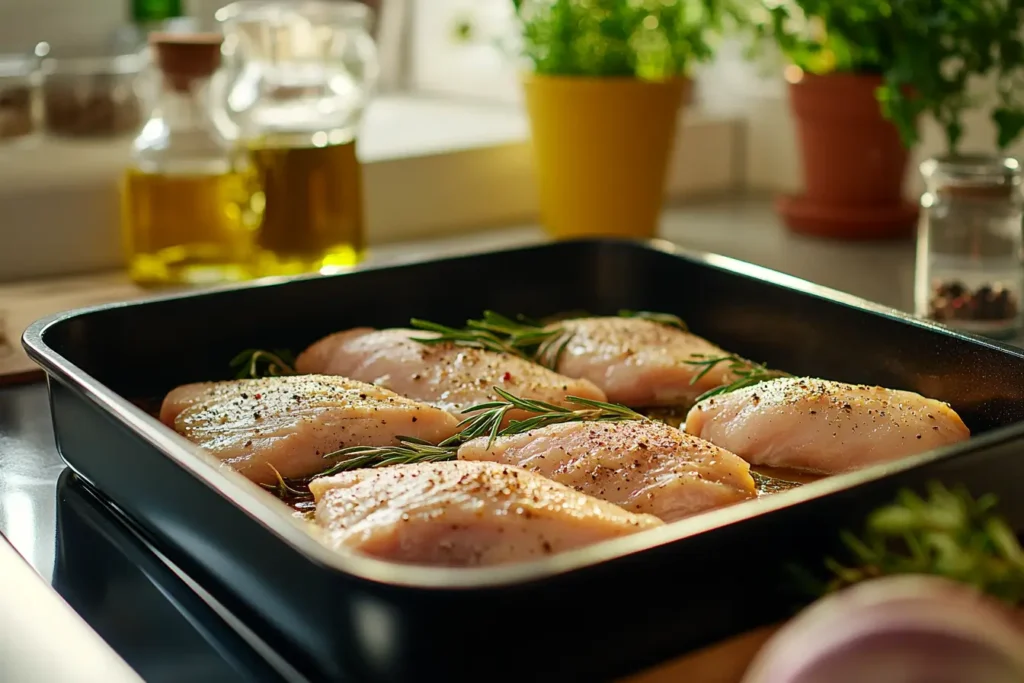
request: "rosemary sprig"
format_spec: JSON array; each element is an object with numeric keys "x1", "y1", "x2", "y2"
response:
[
  {"x1": 411, "y1": 311, "x2": 571, "y2": 369},
  {"x1": 410, "y1": 309, "x2": 690, "y2": 369},
  {"x1": 470, "y1": 311, "x2": 575, "y2": 370},
  {"x1": 686, "y1": 353, "x2": 790, "y2": 403},
  {"x1": 260, "y1": 463, "x2": 310, "y2": 500},
  {"x1": 316, "y1": 387, "x2": 648, "y2": 474},
  {"x1": 816, "y1": 482, "x2": 1024, "y2": 606},
  {"x1": 317, "y1": 437, "x2": 458, "y2": 478},
  {"x1": 407, "y1": 318, "x2": 526, "y2": 358},
  {"x1": 456, "y1": 387, "x2": 648, "y2": 447},
  {"x1": 230, "y1": 348, "x2": 297, "y2": 379}
]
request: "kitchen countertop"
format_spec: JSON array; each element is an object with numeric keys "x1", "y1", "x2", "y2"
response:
[{"x1": 0, "y1": 195, "x2": 925, "y2": 380}]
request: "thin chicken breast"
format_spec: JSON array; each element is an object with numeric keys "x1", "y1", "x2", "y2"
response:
[
  {"x1": 457, "y1": 420, "x2": 756, "y2": 521},
  {"x1": 295, "y1": 327, "x2": 607, "y2": 420},
  {"x1": 309, "y1": 460, "x2": 663, "y2": 566},
  {"x1": 160, "y1": 375, "x2": 460, "y2": 485},
  {"x1": 550, "y1": 317, "x2": 738, "y2": 407},
  {"x1": 684, "y1": 377, "x2": 971, "y2": 474}
]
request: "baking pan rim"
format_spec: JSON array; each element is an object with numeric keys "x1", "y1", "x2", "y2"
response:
[{"x1": 22, "y1": 237, "x2": 1024, "y2": 589}]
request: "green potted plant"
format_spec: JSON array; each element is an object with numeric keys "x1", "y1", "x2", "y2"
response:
[
  {"x1": 748, "y1": 0, "x2": 1024, "y2": 239},
  {"x1": 510, "y1": 0, "x2": 730, "y2": 240}
]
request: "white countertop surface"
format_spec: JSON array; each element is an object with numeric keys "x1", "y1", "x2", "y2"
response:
[{"x1": 1, "y1": 195, "x2": 925, "y2": 379}]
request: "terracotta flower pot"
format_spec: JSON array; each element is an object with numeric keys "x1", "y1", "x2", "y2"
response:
[
  {"x1": 776, "y1": 72, "x2": 918, "y2": 239},
  {"x1": 522, "y1": 74, "x2": 690, "y2": 239}
]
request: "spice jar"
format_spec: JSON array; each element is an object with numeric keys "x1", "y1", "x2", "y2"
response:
[
  {"x1": 41, "y1": 46, "x2": 147, "y2": 139},
  {"x1": 914, "y1": 155, "x2": 1024, "y2": 339},
  {"x1": 0, "y1": 53, "x2": 38, "y2": 142}
]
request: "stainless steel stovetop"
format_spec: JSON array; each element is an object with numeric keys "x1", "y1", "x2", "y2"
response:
[{"x1": 0, "y1": 381, "x2": 300, "y2": 682}]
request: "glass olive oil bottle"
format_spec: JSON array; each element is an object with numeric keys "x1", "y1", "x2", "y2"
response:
[
  {"x1": 247, "y1": 135, "x2": 365, "y2": 276},
  {"x1": 121, "y1": 33, "x2": 258, "y2": 286},
  {"x1": 216, "y1": 0, "x2": 378, "y2": 276}
]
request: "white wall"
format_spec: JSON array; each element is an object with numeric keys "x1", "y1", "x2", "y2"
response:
[
  {"x1": 0, "y1": 0, "x2": 265, "y2": 53},
  {"x1": 1, "y1": 0, "x2": 123, "y2": 53}
]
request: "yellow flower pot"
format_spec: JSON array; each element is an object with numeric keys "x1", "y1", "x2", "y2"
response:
[{"x1": 522, "y1": 74, "x2": 690, "y2": 240}]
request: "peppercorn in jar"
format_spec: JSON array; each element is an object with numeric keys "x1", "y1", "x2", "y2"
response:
[{"x1": 915, "y1": 156, "x2": 1024, "y2": 339}]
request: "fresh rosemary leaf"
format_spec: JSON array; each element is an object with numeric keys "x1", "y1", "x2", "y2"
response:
[
  {"x1": 409, "y1": 317, "x2": 534, "y2": 357},
  {"x1": 410, "y1": 312, "x2": 569, "y2": 368},
  {"x1": 318, "y1": 437, "x2": 460, "y2": 478},
  {"x1": 685, "y1": 353, "x2": 790, "y2": 402},
  {"x1": 308, "y1": 387, "x2": 648, "y2": 475},
  {"x1": 408, "y1": 318, "x2": 523, "y2": 358},
  {"x1": 411, "y1": 309, "x2": 691, "y2": 369},
  {"x1": 230, "y1": 348, "x2": 298, "y2": 379},
  {"x1": 470, "y1": 313, "x2": 573, "y2": 369},
  {"x1": 618, "y1": 310, "x2": 688, "y2": 331},
  {"x1": 535, "y1": 329, "x2": 573, "y2": 369},
  {"x1": 259, "y1": 464, "x2": 312, "y2": 502},
  {"x1": 471, "y1": 387, "x2": 648, "y2": 447},
  {"x1": 817, "y1": 482, "x2": 1024, "y2": 606}
]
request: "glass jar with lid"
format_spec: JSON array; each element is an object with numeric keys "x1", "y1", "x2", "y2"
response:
[
  {"x1": 121, "y1": 32, "x2": 258, "y2": 286},
  {"x1": 39, "y1": 41, "x2": 149, "y2": 139},
  {"x1": 0, "y1": 52, "x2": 39, "y2": 143},
  {"x1": 216, "y1": 0, "x2": 379, "y2": 276},
  {"x1": 914, "y1": 155, "x2": 1024, "y2": 339}
]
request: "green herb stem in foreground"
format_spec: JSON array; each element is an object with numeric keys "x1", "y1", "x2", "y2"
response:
[
  {"x1": 685, "y1": 353, "x2": 790, "y2": 402},
  {"x1": 816, "y1": 482, "x2": 1024, "y2": 606}
]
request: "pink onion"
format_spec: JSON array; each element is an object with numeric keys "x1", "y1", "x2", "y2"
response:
[{"x1": 742, "y1": 575, "x2": 1024, "y2": 683}]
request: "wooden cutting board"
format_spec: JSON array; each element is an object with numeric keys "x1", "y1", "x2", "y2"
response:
[
  {"x1": 618, "y1": 625, "x2": 779, "y2": 683},
  {"x1": 0, "y1": 271, "x2": 148, "y2": 384}
]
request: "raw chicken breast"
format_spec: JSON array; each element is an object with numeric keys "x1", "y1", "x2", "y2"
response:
[
  {"x1": 295, "y1": 327, "x2": 607, "y2": 420},
  {"x1": 309, "y1": 460, "x2": 663, "y2": 566},
  {"x1": 551, "y1": 317, "x2": 738, "y2": 407},
  {"x1": 457, "y1": 420, "x2": 756, "y2": 521},
  {"x1": 160, "y1": 375, "x2": 460, "y2": 485},
  {"x1": 684, "y1": 377, "x2": 971, "y2": 474}
]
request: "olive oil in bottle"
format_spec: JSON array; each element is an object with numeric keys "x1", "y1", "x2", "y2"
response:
[
  {"x1": 247, "y1": 135, "x2": 365, "y2": 276},
  {"x1": 216, "y1": 1, "x2": 378, "y2": 277},
  {"x1": 121, "y1": 32, "x2": 257, "y2": 287},
  {"x1": 122, "y1": 165, "x2": 254, "y2": 285}
]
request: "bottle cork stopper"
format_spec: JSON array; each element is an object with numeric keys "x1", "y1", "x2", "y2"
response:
[{"x1": 149, "y1": 32, "x2": 224, "y2": 91}]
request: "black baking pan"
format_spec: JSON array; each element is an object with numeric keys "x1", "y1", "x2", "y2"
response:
[
  {"x1": 54, "y1": 469, "x2": 303, "y2": 683},
  {"x1": 23, "y1": 239, "x2": 1024, "y2": 682}
]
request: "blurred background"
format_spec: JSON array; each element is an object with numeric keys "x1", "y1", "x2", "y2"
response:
[{"x1": 3, "y1": 0, "x2": 1024, "y2": 368}]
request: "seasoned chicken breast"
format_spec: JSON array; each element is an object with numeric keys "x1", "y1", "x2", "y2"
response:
[
  {"x1": 457, "y1": 421, "x2": 757, "y2": 521},
  {"x1": 550, "y1": 317, "x2": 738, "y2": 407},
  {"x1": 684, "y1": 377, "x2": 971, "y2": 474},
  {"x1": 295, "y1": 327, "x2": 607, "y2": 421},
  {"x1": 309, "y1": 460, "x2": 663, "y2": 566},
  {"x1": 160, "y1": 375, "x2": 461, "y2": 485}
]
